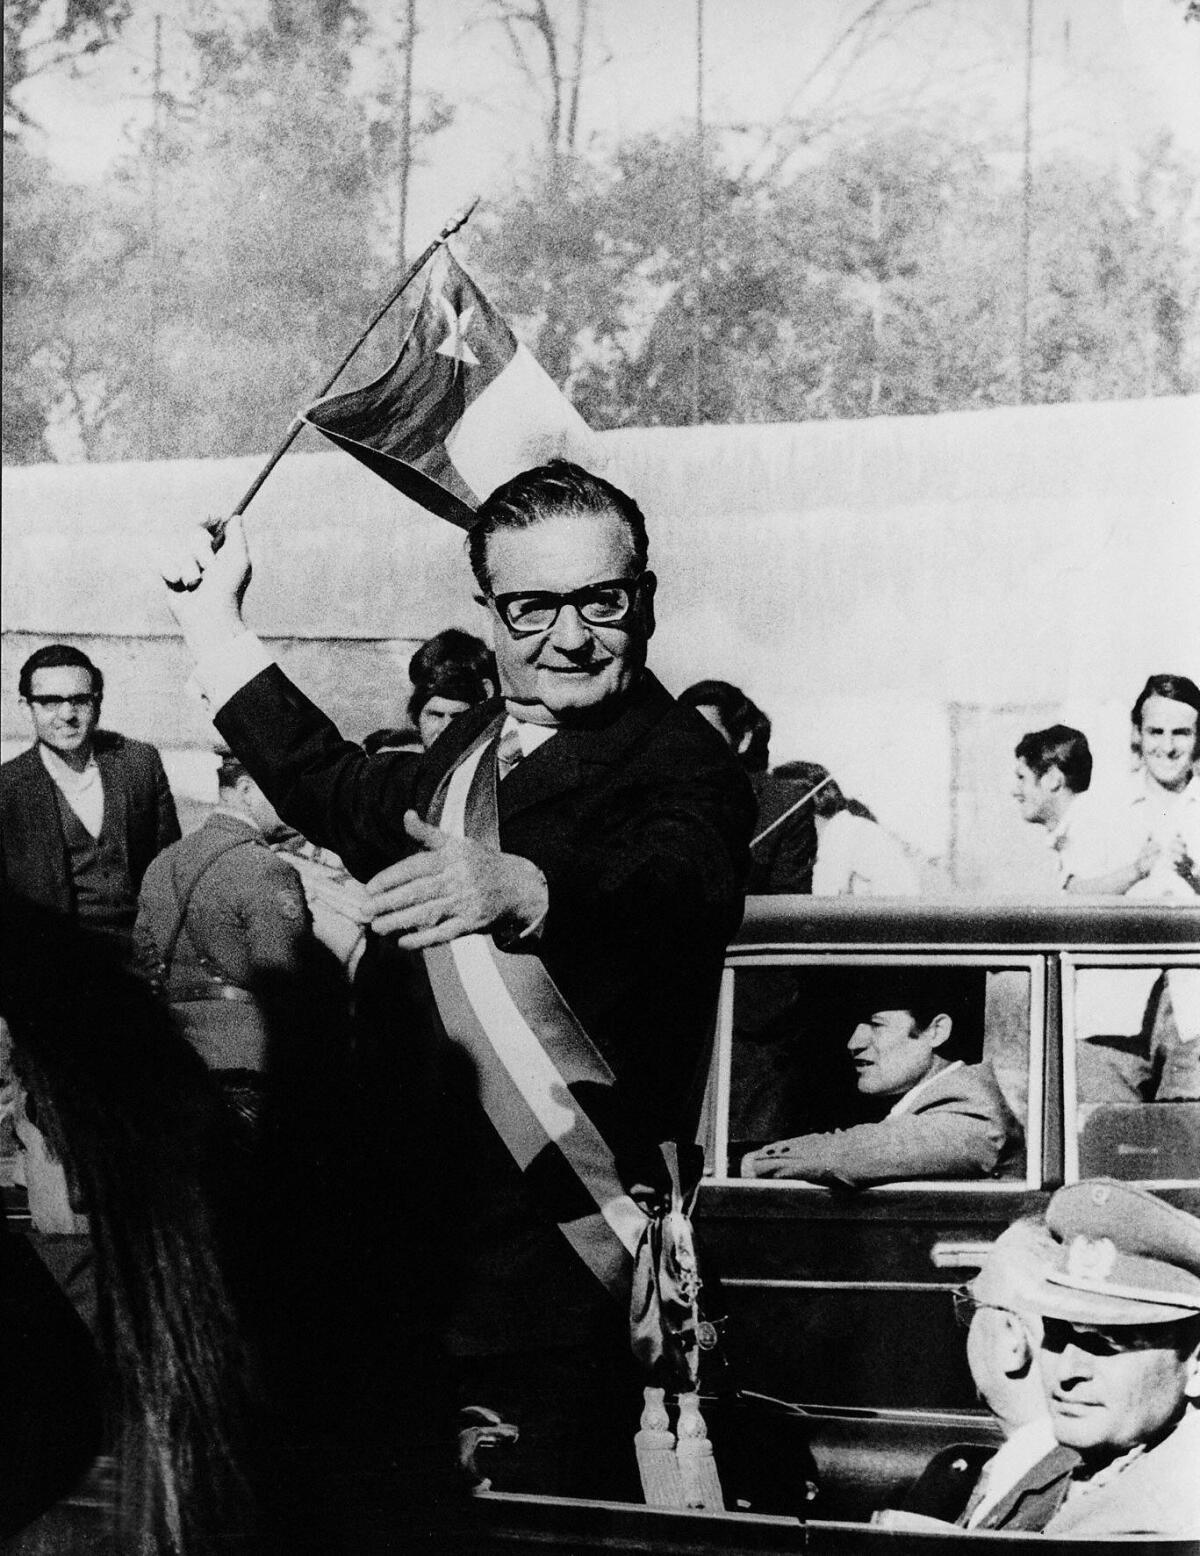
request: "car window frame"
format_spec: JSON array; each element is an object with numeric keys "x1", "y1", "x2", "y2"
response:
[
  {"x1": 1062, "y1": 947, "x2": 1200, "y2": 1187},
  {"x1": 704, "y1": 947, "x2": 1045, "y2": 1193}
]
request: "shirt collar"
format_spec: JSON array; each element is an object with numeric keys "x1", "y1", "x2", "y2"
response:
[
  {"x1": 888, "y1": 1059, "x2": 964, "y2": 1117},
  {"x1": 38, "y1": 743, "x2": 99, "y2": 790}
]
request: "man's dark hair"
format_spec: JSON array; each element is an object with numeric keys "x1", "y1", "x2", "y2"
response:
[
  {"x1": 772, "y1": 759, "x2": 849, "y2": 819},
  {"x1": 848, "y1": 967, "x2": 984, "y2": 1063},
  {"x1": 408, "y1": 628, "x2": 496, "y2": 693},
  {"x1": 19, "y1": 644, "x2": 103, "y2": 702},
  {"x1": 1131, "y1": 674, "x2": 1200, "y2": 732},
  {"x1": 1015, "y1": 725, "x2": 1093, "y2": 794},
  {"x1": 467, "y1": 459, "x2": 650, "y2": 592},
  {"x1": 677, "y1": 680, "x2": 772, "y2": 773},
  {"x1": 408, "y1": 663, "x2": 493, "y2": 724}
]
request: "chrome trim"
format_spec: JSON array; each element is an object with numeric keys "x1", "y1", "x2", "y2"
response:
[
  {"x1": 722, "y1": 1278, "x2": 962, "y2": 1292},
  {"x1": 930, "y1": 1240, "x2": 995, "y2": 1269}
]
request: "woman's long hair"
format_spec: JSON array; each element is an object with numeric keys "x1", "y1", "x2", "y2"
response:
[{"x1": 2, "y1": 899, "x2": 253, "y2": 1553}]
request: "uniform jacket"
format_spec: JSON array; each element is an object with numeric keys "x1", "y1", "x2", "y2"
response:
[
  {"x1": 901, "y1": 1440, "x2": 1077, "y2": 1531},
  {"x1": 0, "y1": 732, "x2": 179, "y2": 919},
  {"x1": 1043, "y1": 1409, "x2": 1200, "y2": 1539},
  {"x1": 747, "y1": 1061, "x2": 1022, "y2": 1186},
  {"x1": 216, "y1": 664, "x2": 754, "y2": 1354},
  {"x1": 133, "y1": 810, "x2": 311, "y2": 993}
]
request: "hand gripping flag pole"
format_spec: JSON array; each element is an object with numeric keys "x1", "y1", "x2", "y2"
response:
[{"x1": 204, "y1": 194, "x2": 480, "y2": 546}]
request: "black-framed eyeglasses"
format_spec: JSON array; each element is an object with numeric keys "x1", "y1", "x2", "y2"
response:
[
  {"x1": 24, "y1": 694, "x2": 99, "y2": 712},
  {"x1": 483, "y1": 576, "x2": 646, "y2": 638}
]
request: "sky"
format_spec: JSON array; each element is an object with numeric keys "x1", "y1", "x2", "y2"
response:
[{"x1": 15, "y1": 0, "x2": 1200, "y2": 248}]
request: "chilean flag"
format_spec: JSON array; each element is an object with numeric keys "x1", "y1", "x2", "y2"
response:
[{"x1": 303, "y1": 248, "x2": 599, "y2": 527}]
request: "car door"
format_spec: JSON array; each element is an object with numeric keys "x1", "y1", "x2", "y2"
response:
[{"x1": 695, "y1": 935, "x2": 1049, "y2": 1412}]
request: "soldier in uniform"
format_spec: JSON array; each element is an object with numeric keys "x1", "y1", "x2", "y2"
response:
[
  {"x1": 1039, "y1": 1179, "x2": 1200, "y2": 1540},
  {"x1": 133, "y1": 753, "x2": 313, "y2": 1099}
]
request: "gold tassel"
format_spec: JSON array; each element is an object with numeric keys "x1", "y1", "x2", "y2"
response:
[
  {"x1": 675, "y1": 1391, "x2": 725, "y2": 1511},
  {"x1": 635, "y1": 1386, "x2": 683, "y2": 1507}
]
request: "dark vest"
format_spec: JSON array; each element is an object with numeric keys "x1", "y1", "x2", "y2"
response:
[{"x1": 51, "y1": 783, "x2": 136, "y2": 931}]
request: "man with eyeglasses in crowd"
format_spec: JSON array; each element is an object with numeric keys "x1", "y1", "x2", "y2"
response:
[
  {"x1": 157, "y1": 460, "x2": 754, "y2": 1501},
  {"x1": 1, "y1": 645, "x2": 179, "y2": 950},
  {"x1": 1037, "y1": 1179, "x2": 1200, "y2": 1539},
  {"x1": 875, "y1": 1218, "x2": 1078, "y2": 1532}
]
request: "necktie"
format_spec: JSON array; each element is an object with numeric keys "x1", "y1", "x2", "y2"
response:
[{"x1": 496, "y1": 719, "x2": 524, "y2": 780}]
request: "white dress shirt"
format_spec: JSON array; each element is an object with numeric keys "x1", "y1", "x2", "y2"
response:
[{"x1": 39, "y1": 744, "x2": 104, "y2": 838}]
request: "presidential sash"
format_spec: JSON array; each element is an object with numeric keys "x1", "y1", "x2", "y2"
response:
[{"x1": 422, "y1": 722, "x2": 649, "y2": 1299}]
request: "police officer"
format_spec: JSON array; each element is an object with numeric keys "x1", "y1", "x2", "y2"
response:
[{"x1": 1039, "y1": 1179, "x2": 1200, "y2": 1539}]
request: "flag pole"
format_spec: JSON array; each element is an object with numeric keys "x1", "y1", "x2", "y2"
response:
[
  {"x1": 750, "y1": 774, "x2": 834, "y2": 850},
  {"x1": 207, "y1": 194, "x2": 481, "y2": 543}
]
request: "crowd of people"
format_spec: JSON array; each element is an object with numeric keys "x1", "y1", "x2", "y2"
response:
[{"x1": 1, "y1": 457, "x2": 1197, "y2": 1548}]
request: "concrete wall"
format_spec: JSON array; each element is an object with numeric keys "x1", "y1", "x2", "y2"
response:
[{"x1": 4, "y1": 395, "x2": 1198, "y2": 888}]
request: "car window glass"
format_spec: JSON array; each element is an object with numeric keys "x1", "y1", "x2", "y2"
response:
[
  {"x1": 722, "y1": 962, "x2": 1030, "y2": 1184},
  {"x1": 1070, "y1": 964, "x2": 1200, "y2": 1183}
]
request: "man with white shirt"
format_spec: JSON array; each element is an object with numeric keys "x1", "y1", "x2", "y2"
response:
[
  {"x1": 741, "y1": 971, "x2": 1020, "y2": 1185},
  {"x1": 877, "y1": 1217, "x2": 1078, "y2": 1531},
  {"x1": 1011, "y1": 724, "x2": 1093, "y2": 889},
  {"x1": 1, "y1": 645, "x2": 179, "y2": 947},
  {"x1": 157, "y1": 460, "x2": 754, "y2": 1499},
  {"x1": 1067, "y1": 674, "x2": 1200, "y2": 900}
]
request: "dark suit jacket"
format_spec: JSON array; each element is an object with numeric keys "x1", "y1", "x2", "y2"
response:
[
  {"x1": 217, "y1": 665, "x2": 754, "y2": 1353},
  {"x1": 901, "y1": 1440, "x2": 1077, "y2": 1532},
  {"x1": 0, "y1": 732, "x2": 180, "y2": 919}
]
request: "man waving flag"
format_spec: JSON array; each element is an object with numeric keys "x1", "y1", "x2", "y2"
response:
[{"x1": 303, "y1": 247, "x2": 599, "y2": 527}]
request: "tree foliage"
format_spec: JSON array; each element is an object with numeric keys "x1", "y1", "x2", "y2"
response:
[{"x1": 3, "y1": 2, "x2": 1198, "y2": 464}]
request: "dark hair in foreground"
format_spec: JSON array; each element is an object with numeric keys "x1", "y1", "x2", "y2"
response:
[
  {"x1": 1131, "y1": 674, "x2": 1200, "y2": 732},
  {"x1": 467, "y1": 459, "x2": 650, "y2": 592},
  {"x1": 1015, "y1": 725, "x2": 1093, "y2": 794},
  {"x1": 1, "y1": 899, "x2": 252, "y2": 1553},
  {"x1": 18, "y1": 643, "x2": 103, "y2": 702},
  {"x1": 678, "y1": 680, "x2": 772, "y2": 773}
]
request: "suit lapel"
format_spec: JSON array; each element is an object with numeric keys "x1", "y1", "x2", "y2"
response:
[
  {"x1": 979, "y1": 1445, "x2": 1077, "y2": 1530},
  {"x1": 497, "y1": 672, "x2": 673, "y2": 824},
  {"x1": 95, "y1": 738, "x2": 127, "y2": 842}
]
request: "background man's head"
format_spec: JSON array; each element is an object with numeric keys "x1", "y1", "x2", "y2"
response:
[
  {"x1": 961, "y1": 1217, "x2": 1060, "y2": 1431},
  {"x1": 467, "y1": 460, "x2": 656, "y2": 724},
  {"x1": 1130, "y1": 675, "x2": 1200, "y2": 795},
  {"x1": 845, "y1": 969, "x2": 980, "y2": 1097},
  {"x1": 408, "y1": 665, "x2": 493, "y2": 749},
  {"x1": 217, "y1": 754, "x2": 288, "y2": 842},
  {"x1": 18, "y1": 644, "x2": 103, "y2": 765},
  {"x1": 677, "y1": 680, "x2": 771, "y2": 772},
  {"x1": 1038, "y1": 1180, "x2": 1200, "y2": 1463},
  {"x1": 1013, "y1": 725, "x2": 1092, "y2": 827}
]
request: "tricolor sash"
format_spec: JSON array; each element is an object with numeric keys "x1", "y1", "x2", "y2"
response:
[{"x1": 422, "y1": 723, "x2": 649, "y2": 1299}]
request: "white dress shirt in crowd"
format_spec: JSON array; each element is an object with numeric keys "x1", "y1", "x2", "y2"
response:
[
  {"x1": 39, "y1": 744, "x2": 104, "y2": 838},
  {"x1": 1066, "y1": 774, "x2": 1200, "y2": 899},
  {"x1": 812, "y1": 810, "x2": 920, "y2": 897}
]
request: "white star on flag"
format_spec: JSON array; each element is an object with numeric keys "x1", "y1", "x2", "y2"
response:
[{"x1": 435, "y1": 295, "x2": 480, "y2": 366}]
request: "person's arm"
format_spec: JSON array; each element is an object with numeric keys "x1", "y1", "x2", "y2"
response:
[
  {"x1": 1065, "y1": 836, "x2": 1159, "y2": 895},
  {"x1": 741, "y1": 1092, "x2": 1010, "y2": 1186}
]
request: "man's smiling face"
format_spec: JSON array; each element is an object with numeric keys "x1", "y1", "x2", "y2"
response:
[{"x1": 481, "y1": 507, "x2": 655, "y2": 726}]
